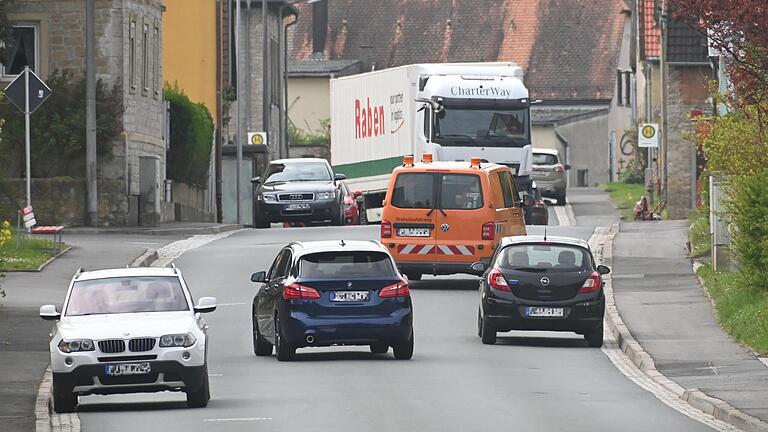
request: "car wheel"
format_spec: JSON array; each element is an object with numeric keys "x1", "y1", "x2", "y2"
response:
[
  {"x1": 253, "y1": 210, "x2": 270, "y2": 229},
  {"x1": 480, "y1": 318, "x2": 497, "y2": 345},
  {"x1": 393, "y1": 332, "x2": 414, "y2": 360},
  {"x1": 477, "y1": 308, "x2": 483, "y2": 337},
  {"x1": 186, "y1": 364, "x2": 210, "y2": 408},
  {"x1": 370, "y1": 343, "x2": 389, "y2": 354},
  {"x1": 405, "y1": 272, "x2": 422, "y2": 281},
  {"x1": 584, "y1": 322, "x2": 604, "y2": 348},
  {"x1": 333, "y1": 202, "x2": 344, "y2": 226},
  {"x1": 359, "y1": 202, "x2": 368, "y2": 225},
  {"x1": 253, "y1": 311, "x2": 273, "y2": 356},
  {"x1": 52, "y1": 379, "x2": 77, "y2": 413},
  {"x1": 274, "y1": 315, "x2": 295, "y2": 361}
]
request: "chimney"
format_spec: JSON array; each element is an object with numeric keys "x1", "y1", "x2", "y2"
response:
[
  {"x1": 311, "y1": 0, "x2": 328, "y2": 59},
  {"x1": 358, "y1": 45, "x2": 373, "y2": 71}
]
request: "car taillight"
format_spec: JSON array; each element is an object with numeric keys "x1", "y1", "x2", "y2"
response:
[
  {"x1": 578, "y1": 272, "x2": 601, "y2": 294},
  {"x1": 482, "y1": 222, "x2": 495, "y2": 240},
  {"x1": 553, "y1": 165, "x2": 565, "y2": 173},
  {"x1": 283, "y1": 283, "x2": 321, "y2": 300},
  {"x1": 488, "y1": 269, "x2": 511, "y2": 292},
  {"x1": 379, "y1": 281, "x2": 410, "y2": 298},
  {"x1": 381, "y1": 220, "x2": 392, "y2": 238}
]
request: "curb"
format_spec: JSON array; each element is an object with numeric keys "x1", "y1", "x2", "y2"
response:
[
  {"x1": 130, "y1": 248, "x2": 159, "y2": 268},
  {"x1": 600, "y1": 223, "x2": 768, "y2": 432},
  {"x1": 62, "y1": 224, "x2": 243, "y2": 236}
]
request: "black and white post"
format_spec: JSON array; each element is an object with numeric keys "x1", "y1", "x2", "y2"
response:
[{"x1": 24, "y1": 66, "x2": 31, "y2": 208}]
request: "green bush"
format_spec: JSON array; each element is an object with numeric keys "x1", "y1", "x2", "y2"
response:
[
  {"x1": 619, "y1": 166, "x2": 645, "y2": 184},
  {"x1": 726, "y1": 170, "x2": 768, "y2": 290},
  {"x1": 289, "y1": 119, "x2": 329, "y2": 146},
  {"x1": 165, "y1": 84, "x2": 214, "y2": 186},
  {"x1": 688, "y1": 206, "x2": 710, "y2": 258},
  {"x1": 0, "y1": 70, "x2": 123, "y2": 177}
]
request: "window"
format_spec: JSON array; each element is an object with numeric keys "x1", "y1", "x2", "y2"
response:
[
  {"x1": 142, "y1": 21, "x2": 149, "y2": 93},
  {"x1": 153, "y1": 24, "x2": 160, "y2": 97},
  {"x1": 270, "y1": 37, "x2": 279, "y2": 105},
  {"x1": 3, "y1": 24, "x2": 38, "y2": 77},
  {"x1": 498, "y1": 244, "x2": 593, "y2": 272},
  {"x1": 391, "y1": 173, "x2": 434, "y2": 209},
  {"x1": 624, "y1": 71, "x2": 632, "y2": 106},
  {"x1": 616, "y1": 70, "x2": 623, "y2": 106},
  {"x1": 263, "y1": 162, "x2": 331, "y2": 183},
  {"x1": 532, "y1": 153, "x2": 559, "y2": 165},
  {"x1": 299, "y1": 251, "x2": 396, "y2": 279},
  {"x1": 433, "y1": 106, "x2": 530, "y2": 147},
  {"x1": 66, "y1": 276, "x2": 190, "y2": 316},
  {"x1": 129, "y1": 18, "x2": 136, "y2": 91},
  {"x1": 497, "y1": 171, "x2": 517, "y2": 208},
  {"x1": 439, "y1": 174, "x2": 483, "y2": 210}
]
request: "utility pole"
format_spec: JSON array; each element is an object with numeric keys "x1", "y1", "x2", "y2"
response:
[
  {"x1": 660, "y1": 0, "x2": 669, "y2": 203},
  {"x1": 235, "y1": 0, "x2": 243, "y2": 224},
  {"x1": 262, "y1": 0, "x2": 270, "y2": 157},
  {"x1": 85, "y1": 0, "x2": 98, "y2": 226}
]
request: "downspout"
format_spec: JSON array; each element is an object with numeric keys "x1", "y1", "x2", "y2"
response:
[
  {"x1": 215, "y1": 0, "x2": 223, "y2": 222},
  {"x1": 283, "y1": 11, "x2": 298, "y2": 160}
]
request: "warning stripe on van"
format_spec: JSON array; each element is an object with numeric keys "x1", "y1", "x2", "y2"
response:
[{"x1": 396, "y1": 244, "x2": 475, "y2": 256}]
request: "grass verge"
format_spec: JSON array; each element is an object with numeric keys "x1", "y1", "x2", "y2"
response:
[
  {"x1": 688, "y1": 207, "x2": 711, "y2": 258},
  {"x1": 601, "y1": 182, "x2": 645, "y2": 220},
  {"x1": 0, "y1": 236, "x2": 60, "y2": 271},
  {"x1": 697, "y1": 264, "x2": 768, "y2": 356}
]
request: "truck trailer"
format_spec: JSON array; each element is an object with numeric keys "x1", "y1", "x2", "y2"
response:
[{"x1": 329, "y1": 62, "x2": 533, "y2": 223}]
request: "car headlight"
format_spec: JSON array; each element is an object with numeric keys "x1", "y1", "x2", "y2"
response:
[
  {"x1": 159, "y1": 333, "x2": 197, "y2": 348},
  {"x1": 57, "y1": 339, "x2": 95, "y2": 353},
  {"x1": 317, "y1": 192, "x2": 334, "y2": 200},
  {"x1": 261, "y1": 194, "x2": 277, "y2": 202}
]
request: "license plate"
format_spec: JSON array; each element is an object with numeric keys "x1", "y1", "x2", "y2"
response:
[
  {"x1": 397, "y1": 227, "x2": 430, "y2": 237},
  {"x1": 286, "y1": 203, "x2": 310, "y2": 210},
  {"x1": 525, "y1": 307, "x2": 564, "y2": 317},
  {"x1": 105, "y1": 363, "x2": 151, "y2": 376},
  {"x1": 331, "y1": 291, "x2": 370, "y2": 302}
]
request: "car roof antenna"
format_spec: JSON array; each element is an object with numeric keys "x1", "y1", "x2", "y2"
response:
[
  {"x1": 544, "y1": 225, "x2": 547, "y2": 241},
  {"x1": 340, "y1": 240, "x2": 346, "y2": 247}
]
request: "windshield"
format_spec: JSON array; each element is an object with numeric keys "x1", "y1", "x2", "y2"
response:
[
  {"x1": 433, "y1": 107, "x2": 530, "y2": 147},
  {"x1": 299, "y1": 251, "x2": 397, "y2": 278},
  {"x1": 65, "y1": 276, "x2": 190, "y2": 316},
  {"x1": 498, "y1": 244, "x2": 593, "y2": 273},
  {"x1": 264, "y1": 162, "x2": 331, "y2": 183},
  {"x1": 533, "y1": 153, "x2": 559, "y2": 165}
]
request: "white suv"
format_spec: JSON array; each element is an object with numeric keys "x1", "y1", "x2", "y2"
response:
[{"x1": 40, "y1": 266, "x2": 216, "y2": 413}]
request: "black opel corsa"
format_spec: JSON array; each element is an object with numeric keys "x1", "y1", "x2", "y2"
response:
[{"x1": 475, "y1": 235, "x2": 610, "y2": 347}]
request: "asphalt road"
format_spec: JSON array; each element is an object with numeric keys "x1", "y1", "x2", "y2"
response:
[{"x1": 76, "y1": 222, "x2": 714, "y2": 432}]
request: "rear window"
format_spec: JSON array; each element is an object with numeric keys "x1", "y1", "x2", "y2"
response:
[
  {"x1": 439, "y1": 174, "x2": 483, "y2": 210},
  {"x1": 498, "y1": 244, "x2": 593, "y2": 273},
  {"x1": 66, "y1": 276, "x2": 189, "y2": 316},
  {"x1": 299, "y1": 251, "x2": 397, "y2": 278},
  {"x1": 391, "y1": 173, "x2": 434, "y2": 209},
  {"x1": 533, "y1": 153, "x2": 558, "y2": 165}
]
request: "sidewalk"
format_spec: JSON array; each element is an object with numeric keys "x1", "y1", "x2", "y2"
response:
[
  {"x1": 0, "y1": 230, "x2": 192, "y2": 431},
  {"x1": 62, "y1": 222, "x2": 241, "y2": 236},
  {"x1": 612, "y1": 221, "x2": 768, "y2": 424}
]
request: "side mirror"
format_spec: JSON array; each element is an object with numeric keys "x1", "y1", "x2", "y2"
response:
[
  {"x1": 251, "y1": 176, "x2": 261, "y2": 184},
  {"x1": 251, "y1": 271, "x2": 267, "y2": 283},
  {"x1": 521, "y1": 194, "x2": 536, "y2": 207},
  {"x1": 353, "y1": 190, "x2": 362, "y2": 198},
  {"x1": 597, "y1": 265, "x2": 611, "y2": 275},
  {"x1": 40, "y1": 305, "x2": 61, "y2": 321},
  {"x1": 334, "y1": 173, "x2": 347, "y2": 181},
  {"x1": 565, "y1": 164, "x2": 571, "y2": 170},
  {"x1": 194, "y1": 296, "x2": 217, "y2": 313},
  {"x1": 470, "y1": 262, "x2": 486, "y2": 273}
]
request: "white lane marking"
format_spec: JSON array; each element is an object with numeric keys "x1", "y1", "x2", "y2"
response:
[
  {"x1": 553, "y1": 205, "x2": 574, "y2": 226},
  {"x1": 126, "y1": 241, "x2": 163, "y2": 245},
  {"x1": 759, "y1": 358, "x2": 768, "y2": 368},
  {"x1": 152, "y1": 229, "x2": 246, "y2": 267},
  {"x1": 216, "y1": 302, "x2": 247, "y2": 307},
  {"x1": 208, "y1": 373, "x2": 224, "y2": 377},
  {"x1": 203, "y1": 418, "x2": 273, "y2": 422}
]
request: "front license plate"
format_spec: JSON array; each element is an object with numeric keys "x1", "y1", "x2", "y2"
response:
[
  {"x1": 105, "y1": 363, "x2": 151, "y2": 376},
  {"x1": 286, "y1": 203, "x2": 310, "y2": 210},
  {"x1": 332, "y1": 291, "x2": 370, "y2": 302},
  {"x1": 397, "y1": 227, "x2": 430, "y2": 237},
  {"x1": 525, "y1": 307, "x2": 564, "y2": 317}
]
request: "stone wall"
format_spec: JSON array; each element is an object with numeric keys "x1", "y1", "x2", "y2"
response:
[
  {"x1": 289, "y1": 144, "x2": 330, "y2": 161},
  {"x1": 0, "y1": 178, "x2": 127, "y2": 226},
  {"x1": 665, "y1": 66, "x2": 710, "y2": 219}
]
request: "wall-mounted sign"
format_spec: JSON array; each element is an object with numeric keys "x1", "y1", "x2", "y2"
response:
[
  {"x1": 247, "y1": 132, "x2": 267, "y2": 146},
  {"x1": 638, "y1": 123, "x2": 659, "y2": 148}
]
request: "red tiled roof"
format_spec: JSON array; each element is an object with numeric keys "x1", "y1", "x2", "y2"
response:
[
  {"x1": 289, "y1": 0, "x2": 627, "y2": 101},
  {"x1": 639, "y1": 0, "x2": 661, "y2": 59}
]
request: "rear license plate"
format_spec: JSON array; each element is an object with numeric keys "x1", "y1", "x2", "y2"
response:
[
  {"x1": 331, "y1": 291, "x2": 370, "y2": 302},
  {"x1": 397, "y1": 227, "x2": 430, "y2": 237},
  {"x1": 286, "y1": 203, "x2": 310, "y2": 210},
  {"x1": 105, "y1": 363, "x2": 151, "y2": 376},
  {"x1": 525, "y1": 307, "x2": 564, "y2": 317}
]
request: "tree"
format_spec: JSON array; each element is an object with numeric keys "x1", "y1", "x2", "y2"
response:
[
  {"x1": 674, "y1": 0, "x2": 768, "y2": 111},
  {"x1": 164, "y1": 84, "x2": 214, "y2": 186}
]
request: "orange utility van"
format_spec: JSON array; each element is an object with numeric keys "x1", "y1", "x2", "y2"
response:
[{"x1": 381, "y1": 154, "x2": 530, "y2": 279}]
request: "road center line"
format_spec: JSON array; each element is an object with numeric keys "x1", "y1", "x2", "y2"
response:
[{"x1": 203, "y1": 418, "x2": 273, "y2": 422}]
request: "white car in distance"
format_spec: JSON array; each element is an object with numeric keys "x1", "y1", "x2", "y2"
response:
[{"x1": 40, "y1": 266, "x2": 216, "y2": 413}]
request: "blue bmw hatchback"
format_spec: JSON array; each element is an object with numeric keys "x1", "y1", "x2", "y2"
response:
[{"x1": 251, "y1": 240, "x2": 414, "y2": 361}]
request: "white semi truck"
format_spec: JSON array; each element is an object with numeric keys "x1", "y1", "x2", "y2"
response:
[{"x1": 329, "y1": 62, "x2": 533, "y2": 223}]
